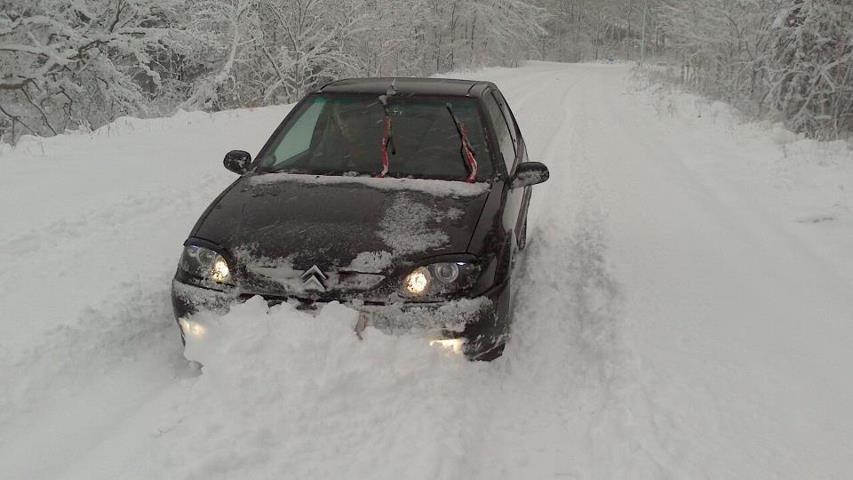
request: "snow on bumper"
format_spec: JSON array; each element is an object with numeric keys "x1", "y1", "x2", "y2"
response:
[
  {"x1": 171, "y1": 279, "x2": 237, "y2": 316},
  {"x1": 171, "y1": 279, "x2": 495, "y2": 335},
  {"x1": 355, "y1": 298, "x2": 493, "y2": 334}
]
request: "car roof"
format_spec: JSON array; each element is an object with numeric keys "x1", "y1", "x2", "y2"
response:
[{"x1": 317, "y1": 77, "x2": 495, "y2": 98}]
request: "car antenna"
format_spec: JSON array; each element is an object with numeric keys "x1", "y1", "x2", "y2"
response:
[
  {"x1": 377, "y1": 80, "x2": 398, "y2": 178},
  {"x1": 445, "y1": 103, "x2": 479, "y2": 183}
]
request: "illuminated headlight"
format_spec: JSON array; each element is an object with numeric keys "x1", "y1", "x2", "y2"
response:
[
  {"x1": 179, "y1": 245, "x2": 232, "y2": 286},
  {"x1": 211, "y1": 257, "x2": 230, "y2": 283},
  {"x1": 401, "y1": 261, "x2": 479, "y2": 297},
  {"x1": 429, "y1": 338, "x2": 466, "y2": 355},
  {"x1": 404, "y1": 267, "x2": 431, "y2": 296},
  {"x1": 179, "y1": 318, "x2": 207, "y2": 338}
]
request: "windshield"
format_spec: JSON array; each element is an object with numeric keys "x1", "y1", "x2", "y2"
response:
[{"x1": 256, "y1": 94, "x2": 493, "y2": 181}]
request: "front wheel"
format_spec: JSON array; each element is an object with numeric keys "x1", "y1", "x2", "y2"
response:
[{"x1": 470, "y1": 341, "x2": 506, "y2": 361}]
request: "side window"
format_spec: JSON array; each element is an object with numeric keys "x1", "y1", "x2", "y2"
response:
[
  {"x1": 270, "y1": 97, "x2": 326, "y2": 167},
  {"x1": 493, "y1": 92, "x2": 519, "y2": 149},
  {"x1": 484, "y1": 93, "x2": 516, "y2": 175}
]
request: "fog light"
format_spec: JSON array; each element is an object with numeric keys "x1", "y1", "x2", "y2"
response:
[
  {"x1": 429, "y1": 338, "x2": 466, "y2": 355},
  {"x1": 179, "y1": 318, "x2": 207, "y2": 338}
]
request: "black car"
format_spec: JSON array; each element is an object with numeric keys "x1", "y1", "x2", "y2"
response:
[{"x1": 172, "y1": 77, "x2": 549, "y2": 360}]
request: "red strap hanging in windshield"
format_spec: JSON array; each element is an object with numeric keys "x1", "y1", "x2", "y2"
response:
[
  {"x1": 378, "y1": 115, "x2": 391, "y2": 178},
  {"x1": 458, "y1": 123, "x2": 479, "y2": 183},
  {"x1": 446, "y1": 104, "x2": 479, "y2": 183}
]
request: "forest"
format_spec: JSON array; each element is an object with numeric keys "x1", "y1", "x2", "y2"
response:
[{"x1": 1, "y1": 0, "x2": 851, "y2": 142}]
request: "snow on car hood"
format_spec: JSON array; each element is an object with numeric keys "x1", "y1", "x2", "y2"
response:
[
  {"x1": 192, "y1": 173, "x2": 492, "y2": 275},
  {"x1": 248, "y1": 172, "x2": 491, "y2": 197}
]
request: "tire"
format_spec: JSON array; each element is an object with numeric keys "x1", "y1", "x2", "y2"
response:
[
  {"x1": 470, "y1": 341, "x2": 506, "y2": 362},
  {"x1": 462, "y1": 270, "x2": 512, "y2": 362}
]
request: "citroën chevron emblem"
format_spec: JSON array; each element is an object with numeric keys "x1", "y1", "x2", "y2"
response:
[{"x1": 301, "y1": 265, "x2": 328, "y2": 291}]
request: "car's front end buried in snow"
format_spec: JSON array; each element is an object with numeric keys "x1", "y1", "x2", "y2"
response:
[
  {"x1": 171, "y1": 274, "x2": 510, "y2": 360},
  {"x1": 170, "y1": 77, "x2": 549, "y2": 361}
]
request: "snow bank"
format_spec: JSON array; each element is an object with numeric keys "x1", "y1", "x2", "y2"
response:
[
  {"x1": 184, "y1": 297, "x2": 462, "y2": 367},
  {"x1": 1, "y1": 106, "x2": 291, "y2": 159},
  {"x1": 139, "y1": 298, "x2": 482, "y2": 480},
  {"x1": 645, "y1": 87, "x2": 853, "y2": 283}
]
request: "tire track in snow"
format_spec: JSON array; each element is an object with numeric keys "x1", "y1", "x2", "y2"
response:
[
  {"x1": 543, "y1": 69, "x2": 676, "y2": 478},
  {"x1": 508, "y1": 70, "x2": 635, "y2": 477},
  {"x1": 571, "y1": 65, "x2": 853, "y2": 478},
  {"x1": 446, "y1": 65, "x2": 665, "y2": 478},
  {"x1": 467, "y1": 65, "x2": 683, "y2": 478},
  {"x1": 448, "y1": 71, "x2": 592, "y2": 479}
]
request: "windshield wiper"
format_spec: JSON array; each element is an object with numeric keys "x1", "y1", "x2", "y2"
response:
[
  {"x1": 377, "y1": 84, "x2": 397, "y2": 178},
  {"x1": 445, "y1": 104, "x2": 479, "y2": 183}
]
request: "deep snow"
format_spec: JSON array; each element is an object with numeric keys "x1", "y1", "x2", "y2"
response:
[{"x1": 1, "y1": 62, "x2": 852, "y2": 479}]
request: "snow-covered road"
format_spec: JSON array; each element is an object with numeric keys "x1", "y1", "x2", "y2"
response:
[{"x1": 2, "y1": 63, "x2": 852, "y2": 479}]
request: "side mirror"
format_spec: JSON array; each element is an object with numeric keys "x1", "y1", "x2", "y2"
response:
[
  {"x1": 511, "y1": 162, "x2": 549, "y2": 189},
  {"x1": 223, "y1": 150, "x2": 252, "y2": 175}
]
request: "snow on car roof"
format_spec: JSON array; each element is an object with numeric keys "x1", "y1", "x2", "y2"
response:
[{"x1": 318, "y1": 77, "x2": 495, "y2": 98}]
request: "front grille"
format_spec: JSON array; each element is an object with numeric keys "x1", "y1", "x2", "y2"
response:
[{"x1": 244, "y1": 264, "x2": 386, "y2": 297}]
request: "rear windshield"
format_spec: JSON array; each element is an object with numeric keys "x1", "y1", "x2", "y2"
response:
[{"x1": 256, "y1": 94, "x2": 493, "y2": 181}]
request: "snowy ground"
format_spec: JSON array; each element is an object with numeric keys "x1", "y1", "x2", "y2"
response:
[{"x1": 2, "y1": 62, "x2": 852, "y2": 479}]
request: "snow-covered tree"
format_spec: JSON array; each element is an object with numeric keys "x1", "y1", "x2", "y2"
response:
[
  {"x1": 766, "y1": 0, "x2": 853, "y2": 136},
  {"x1": 177, "y1": 0, "x2": 261, "y2": 110},
  {"x1": 0, "y1": 0, "x2": 556, "y2": 142},
  {"x1": 656, "y1": 0, "x2": 852, "y2": 138},
  {"x1": 256, "y1": 0, "x2": 366, "y2": 102},
  {"x1": 0, "y1": 0, "x2": 186, "y2": 139}
]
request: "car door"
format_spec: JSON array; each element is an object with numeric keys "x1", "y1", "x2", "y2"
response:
[
  {"x1": 484, "y1": 89, "x2": 526, "y2": 246},
  {"x1": 494, "y1": 90, "x2": 533, "y2": 241}
]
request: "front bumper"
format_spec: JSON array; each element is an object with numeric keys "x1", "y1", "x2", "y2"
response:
[{"x1": 171, "y1": 279, "x2": 510, "y2": 358}]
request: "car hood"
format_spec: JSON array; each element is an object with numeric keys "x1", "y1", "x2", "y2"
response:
[{"x1": 193, "y1": 173, "x2": 492, "y2": 278}]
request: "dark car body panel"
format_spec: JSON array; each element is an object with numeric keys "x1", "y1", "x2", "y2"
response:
[
  {"x1": 173, "y1": 77, "x2": 545, "y2": 359},
  {"x1": 319, "y1": 77, "x2": 494, "y2": 98},
  {"x1": 192, "y1": 176, "x2": 490, "y2": 266}
]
